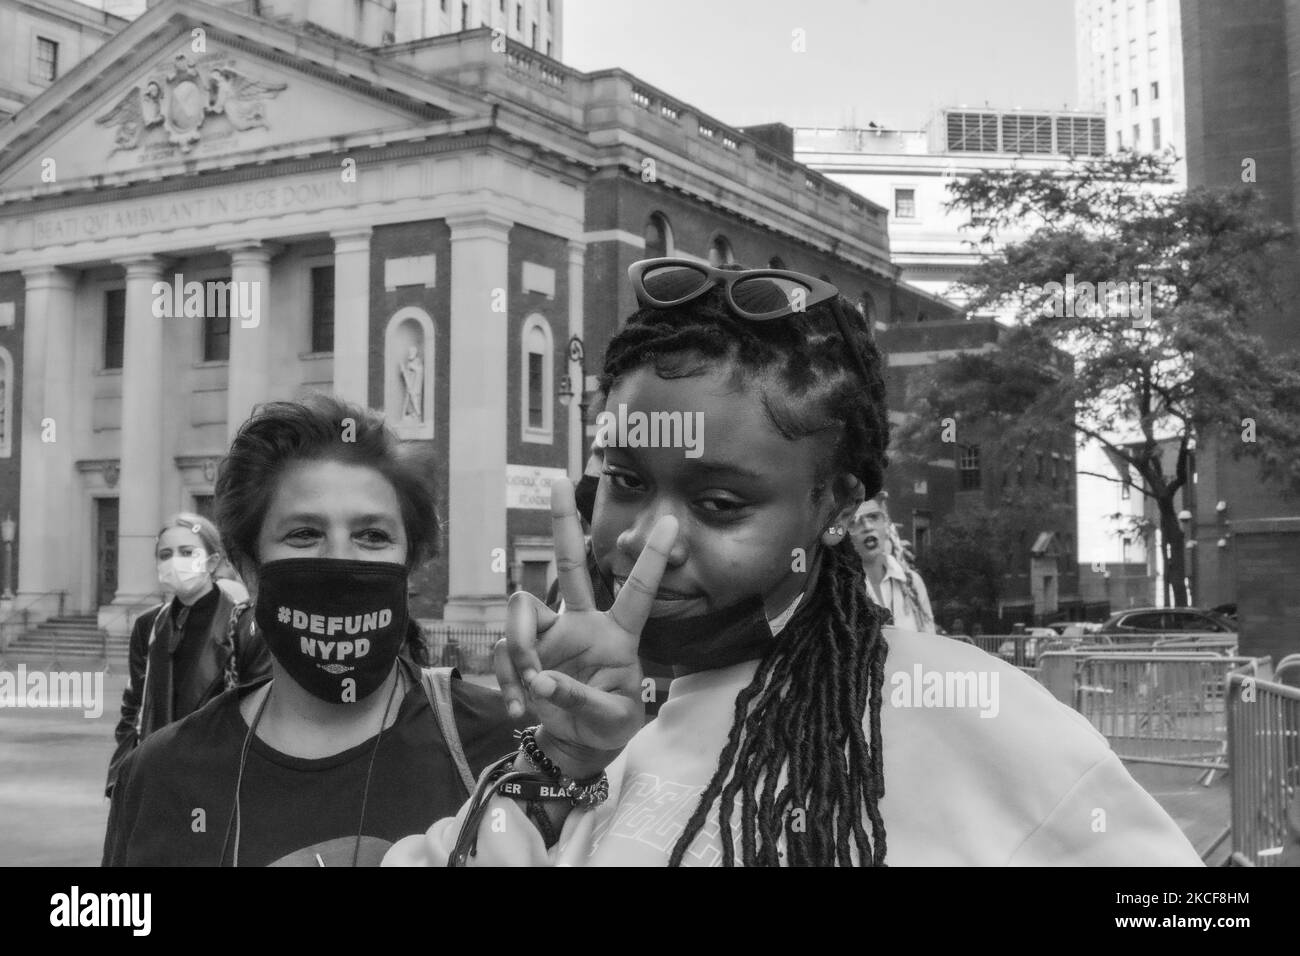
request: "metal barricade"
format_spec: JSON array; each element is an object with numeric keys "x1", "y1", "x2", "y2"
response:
[
  {"x1": 1070, "y1": 654, "x2": 1258, "y2": 773},
  {"x1": 417, "y1": 621, "x2": 504, "y2": 675},
  {"x1": 966, "y1": 634, "x2": 1055, "y2": 668},
  {"x1": 1227, "y1": 663, "x2": 1300, "y2": 867}
]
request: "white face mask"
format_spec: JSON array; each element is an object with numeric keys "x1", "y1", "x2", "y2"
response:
[{"x1": 158, "y1": 549, "x2": 211, "y2": 598}]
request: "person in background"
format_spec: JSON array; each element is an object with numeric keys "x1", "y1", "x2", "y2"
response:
[
  {"x1": 847, "y1": 492, "x2": 936, "y2": 633},
  {"x1": 106, "y1": 513, "x2": 270, "y2": 796}
]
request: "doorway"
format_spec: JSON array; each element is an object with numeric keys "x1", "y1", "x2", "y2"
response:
[{"x1": 95, "y1": 498, "x2": 119, "y2": 607}]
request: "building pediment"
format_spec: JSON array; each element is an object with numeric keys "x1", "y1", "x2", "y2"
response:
[{"x1": 0, "y1": 1, "x2": 479, "y2": 193}]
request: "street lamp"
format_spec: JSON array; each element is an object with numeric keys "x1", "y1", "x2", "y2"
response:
[
  {"x1": 1, "y1": 513, "x2": 15, "y2": 600},
  {"x1": 558, "y1": 334, "x2": 589, "y2": 437}
]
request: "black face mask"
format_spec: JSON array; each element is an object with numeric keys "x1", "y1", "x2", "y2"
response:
[
  {"x1": 253, "y1": 558, "x2": 409, "y2": 704},
  {"x1": 574, "y1": 473, "x2": 599, "y2": 526},
  {"x1": 638, "y1": 594, "x2": 777, "y2": 671}
]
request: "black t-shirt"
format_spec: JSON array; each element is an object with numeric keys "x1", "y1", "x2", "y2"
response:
[{"x1": 102, "y1": 666, "x2": 522, "y2": 866}]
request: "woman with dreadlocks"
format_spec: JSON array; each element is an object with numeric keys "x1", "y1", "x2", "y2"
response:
[{"x1": 385, "y1": 259, "x2": 1200, "y2": 867}]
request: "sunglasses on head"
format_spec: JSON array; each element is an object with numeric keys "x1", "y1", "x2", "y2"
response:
[{"x1": 627, "y1": 257, "x2": 875, "y2": 384}]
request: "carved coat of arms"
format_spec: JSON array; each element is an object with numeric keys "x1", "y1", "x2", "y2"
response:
[{"x1": 96, "y1": 53, "x2": 287, "y2": 155}]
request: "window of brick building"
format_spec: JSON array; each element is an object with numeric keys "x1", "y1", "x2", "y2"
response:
[{"x1": 959, "y1": 444, "x2": 981, "y2": 490}]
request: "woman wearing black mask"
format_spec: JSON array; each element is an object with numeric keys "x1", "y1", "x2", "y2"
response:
[{"x1": 103, "y1": 396, "x2": 524, "y2": 866}]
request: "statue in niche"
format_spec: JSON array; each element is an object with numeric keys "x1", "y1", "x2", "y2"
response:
[{"x1": 400, "y1": 346, "x2": 424, "y2": 423}]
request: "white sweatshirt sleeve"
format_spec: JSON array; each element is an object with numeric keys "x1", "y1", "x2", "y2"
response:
[{"x1": 1005, "y1": 752, "x2": 1205, "y2": 866}]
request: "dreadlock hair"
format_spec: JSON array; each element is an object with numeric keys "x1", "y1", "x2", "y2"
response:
[{"x1": 600, "y1": 272, "x2": 892, "y2": 866}]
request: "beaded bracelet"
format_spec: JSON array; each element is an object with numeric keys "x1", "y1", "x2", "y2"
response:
[{"x1": 514, "y1": 725, "x2": 611, "y2": 810}]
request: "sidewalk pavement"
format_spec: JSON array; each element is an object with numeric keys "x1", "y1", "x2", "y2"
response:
[{"x1": 0, "y1": 662, "x2": 1230, "y2": 865}]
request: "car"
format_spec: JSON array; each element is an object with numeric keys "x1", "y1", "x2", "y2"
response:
[
  {"x1": 1098, "y1": 606, "x2": 1237, "y2": 636},
  {"x1": 1061, "y1": 621, "x2": 1103, "y2": 638},
  {"x1": 1045, "y1": 620, "x2": 1103, "y2": 637}
]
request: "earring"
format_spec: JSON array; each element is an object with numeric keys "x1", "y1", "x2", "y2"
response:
[{"x1": 821, "y1": 524, "x2": 846, "y2": 546}]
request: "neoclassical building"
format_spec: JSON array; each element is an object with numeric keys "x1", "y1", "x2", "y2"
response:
[{"x1": 0, "y1": 0, "x2": 952, "y2": 632}]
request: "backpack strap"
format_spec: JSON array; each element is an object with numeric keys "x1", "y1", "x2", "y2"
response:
[{"x1": 419, "y1": 666, "x2": 475, "y2": 797}]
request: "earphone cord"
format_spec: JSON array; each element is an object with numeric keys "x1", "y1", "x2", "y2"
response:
[
  {"x1": 350, "y1": 669, "x2": 403, "y2": 867},
  {"x1": 217, "y1": 668, "x2": 405, "y2": 868},
  {"x1": 219, "y1": 683, "x2": 272, "y2": 868}
]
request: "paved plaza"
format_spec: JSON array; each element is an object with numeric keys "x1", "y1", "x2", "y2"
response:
[{"x1": 0, "y1": 657, "x2": 1232, "y2": 866}]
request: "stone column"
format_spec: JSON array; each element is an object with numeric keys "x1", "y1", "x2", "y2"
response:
[
  {"x1": 17, "y1": 266, "x2": 77, "y2": 616},
  {"x1": 111, "y1": 255, "x2": 167, "y2": 608},
  {"x1": 219, "y1": 242, "x2": 275, "y2": 441},
  {"x1": 566, "y1": 239, "x2": 586, "y2": 479},
  {"x1": 330, "y1": 228, "x2": 372, "y2": 406},
  {"x1": 443, "y1": 213, "x2": 512, "y2": 623}
]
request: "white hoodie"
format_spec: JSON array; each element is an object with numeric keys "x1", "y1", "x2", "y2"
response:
[{"x1": 384, "y1": 624, "x2": 1203, "y2": 866}]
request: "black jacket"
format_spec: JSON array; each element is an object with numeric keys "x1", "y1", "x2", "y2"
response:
[{"x1": 106, "y1": 587, "x2": 270, "y2": 795}]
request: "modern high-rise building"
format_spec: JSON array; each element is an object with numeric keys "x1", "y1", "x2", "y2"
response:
[{"x1": 1074, "y1": 0, "x2": 1186, "y2": 179}]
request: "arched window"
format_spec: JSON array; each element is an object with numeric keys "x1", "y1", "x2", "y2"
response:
[
  {"x1": 521, "y1": 314, "x2": 554, "y2": 443},
  {"x1": 644, "y1": 213, "x2": 672, "y2": 258},
  {"x1": 384, "y1": 307, "x2": 435, "y2": 441},
  {"x1": 709, "y1": 234, "x2": 734, "y2": 267},
  {"x1": 768, "y1": 256, "x2": 787, "y2": 270}
]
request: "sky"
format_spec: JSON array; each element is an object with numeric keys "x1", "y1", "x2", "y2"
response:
[
  {"x1": 562, "y1": 0, "x2": 1080, "y2": 130},
  {"x1": 74, "y1": 0, "x2": 1081, "y2": 132}
]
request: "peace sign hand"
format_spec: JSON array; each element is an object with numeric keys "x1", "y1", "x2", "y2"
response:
[{"x1": 495, "y1": 477, "x2": 678, "y2": 779}]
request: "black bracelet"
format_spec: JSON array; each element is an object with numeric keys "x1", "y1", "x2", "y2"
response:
[
  {"x1": 514, "y1": 725, "x2": 610, "y2": 809},
  {"x1": 515, "y1": 726, "x2": 564, "y2": 777}
]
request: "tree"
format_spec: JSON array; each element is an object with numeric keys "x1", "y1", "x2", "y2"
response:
[{"x1": 896, "y1": 152, "x2": 1300, "y2": 607}]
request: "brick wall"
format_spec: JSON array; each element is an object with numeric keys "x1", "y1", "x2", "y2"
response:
[
  {"x1": 1234, "y1": 521, "x2": 1300, "y2": 660},
  {"x1": 506, "y1": 223, "x2": 571, "y2": 589},
  {"x1": 369, "y1": 220, "x2": 451, "y2": 618}
]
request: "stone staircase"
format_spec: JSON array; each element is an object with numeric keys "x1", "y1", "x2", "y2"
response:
[{"x1": 3, "y1": 614, "x2": 129, "y2": 662}]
